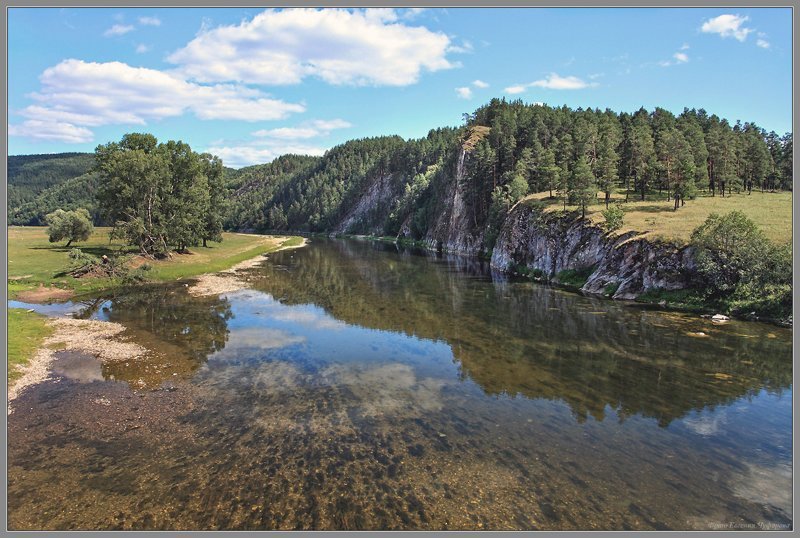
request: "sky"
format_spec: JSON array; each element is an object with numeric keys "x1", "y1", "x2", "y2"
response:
[{"x1": 7, "y1": 7, "x2": 793, "y2": 168}]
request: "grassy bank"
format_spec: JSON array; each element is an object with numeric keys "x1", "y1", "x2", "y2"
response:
[
  {"x1": 8, "y1": 227, "x2": 303, "y2": 300},
  {"x1": 7, "y1": 308, "x2": 54, "y2": 385},
  {"x1": 523, "y1": 189, "x2": 791, "y2": 246}
]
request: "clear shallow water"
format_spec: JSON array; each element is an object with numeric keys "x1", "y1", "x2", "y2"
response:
[{"x1": 7, "y1": 238, "x2": 793, "y2": 530}]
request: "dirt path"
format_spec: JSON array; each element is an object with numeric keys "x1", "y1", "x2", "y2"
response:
[{"x1": 188, "y1": 237, "x2": 307, "y2": 297}]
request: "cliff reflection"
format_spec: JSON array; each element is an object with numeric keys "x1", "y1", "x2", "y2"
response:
[{"x1": 248, "y1": 239, "x2": 792, "y2": 426}]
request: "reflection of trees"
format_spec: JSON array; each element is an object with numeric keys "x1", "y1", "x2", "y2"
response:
[
  {"x1": 250, "y1": 239, "x2": 792, "y2": 427},
  {"x1": 75, "y1": 285, "x2": 233, "y2": 388}
]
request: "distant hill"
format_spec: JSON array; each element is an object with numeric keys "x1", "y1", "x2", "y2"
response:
[
  {"x1": 8, "y1": 153, "x2": 96, "y2": 212},
  {"x1": 6, "y1": 152, "x2": 240, "y2": 226}
]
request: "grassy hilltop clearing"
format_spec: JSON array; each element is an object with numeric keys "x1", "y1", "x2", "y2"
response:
[{"x1": 524, "y1": 188, "x2": 792, "y2": 246}]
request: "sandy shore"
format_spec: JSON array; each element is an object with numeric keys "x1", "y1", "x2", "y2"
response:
[
  {"x1": 188, "y1": 237, "x2": 308, "y2": 297},
  {"x1": 8, "y1": 318, "x2": 149, "y2": 414}
]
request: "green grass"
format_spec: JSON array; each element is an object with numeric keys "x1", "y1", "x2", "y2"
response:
[
  {"x1": 522, "y1": 189, "x2": 792, "y2": 246},
  {"x1": 7, "y1": 308, "x2": 54, "y2": 385},
  {"x1": 8, "y1": 227, "x2": 302, "y2": 299}
]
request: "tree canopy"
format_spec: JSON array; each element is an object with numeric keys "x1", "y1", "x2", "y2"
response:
[{"x1": 95, "y1": 133, "x2": 225, "y2": 257}]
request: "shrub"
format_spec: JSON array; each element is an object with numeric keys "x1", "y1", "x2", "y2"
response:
[
  {"x1": 690, "y1": 211, "x2": 791, "y2": 317},
  {"x1": 601, "y1": 203, "x2": 624, "y2": 232},
  {"x1": 45, "y1": 208, "x2": 94, "y2": 247}
]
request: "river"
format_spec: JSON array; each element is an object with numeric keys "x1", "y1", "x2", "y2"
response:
[{"x1": 7, "y1": 238, "x2": 793, "y2": 530}]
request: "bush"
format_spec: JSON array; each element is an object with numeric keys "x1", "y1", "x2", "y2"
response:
[
  {"x1": 690, "y1": 211, "x2": 791, "y2": 317},
  {"x1": 601, "y1": 203, "x2": 624, "y2": 232},
  {"x1": 45, "y1": 208, "x2": 93, "y2": 247}
]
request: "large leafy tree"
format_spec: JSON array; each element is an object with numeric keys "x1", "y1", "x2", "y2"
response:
[{"x1": 95, "y1": 133, "x2": 224, "y2": 257}]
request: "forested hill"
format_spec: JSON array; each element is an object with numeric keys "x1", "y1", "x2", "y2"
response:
[
  {"x1": 7, "y1": 152, "x2": 239, "y2": 226},
  {"x1": 8, "y1": 153, "x2": 95, "y2": 213},
  {"x1": 224, "y1": 100, "x2": 792, "y2": 246},
  {"x1": 8, "y1": 99, "x2": 793, "y2": 243}
]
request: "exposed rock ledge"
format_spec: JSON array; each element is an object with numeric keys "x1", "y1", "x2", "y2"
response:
[{"x1": 490, "y1": 204, "x2": 697, "y2": 300}]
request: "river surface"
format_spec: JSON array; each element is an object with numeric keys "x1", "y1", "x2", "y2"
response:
[{"x1": 7, "y1": 238, "x2": 793, "y2": 530}]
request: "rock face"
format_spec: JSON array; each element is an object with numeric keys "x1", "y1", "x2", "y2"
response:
[
  {"x1": 333, "y1": 174, "x2": 399, "y2": 236},
  {"x1": 490, "y1": 204, "x2": 697, "y2": 299},
  {"x1": 422, "y1": 148, "x2": 485, "y2": 256},
  {"x1": 321, "y1": 144, "x2": 697, "y2": 300}
]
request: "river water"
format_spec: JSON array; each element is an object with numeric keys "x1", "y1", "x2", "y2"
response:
[{"x1": 7, "y1": 238, "x2": 793, "y2": 530}]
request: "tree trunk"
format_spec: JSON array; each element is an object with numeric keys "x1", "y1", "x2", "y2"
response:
[
  {"x1": 673, "y1": 194, "x2": 680, "y2": 211},
  {"x1": 605, "y1": 191, "x2": 610, "y2": 209},
  {"x1": 65, "y1": 239, "x2": 73, "y2": 247},
  {"x1": 203, "y1": 237, "x2": 208, "y2": 247}
]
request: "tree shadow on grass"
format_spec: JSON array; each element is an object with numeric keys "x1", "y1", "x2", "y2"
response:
[
  {"x1": 29, "y1": 245, "x2": 133, "y2": 257},
  {"x1": 625, "y1": 204, "x2": 677, "y2": 214}
]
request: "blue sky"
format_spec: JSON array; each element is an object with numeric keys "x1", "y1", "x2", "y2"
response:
[{"x1": 7, "y1": 7, "x2": 792, "y2": 168}]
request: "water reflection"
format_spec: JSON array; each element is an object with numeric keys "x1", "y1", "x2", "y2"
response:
[
  {"x1": 247, "y1": 239, "x2": 791, "y2": 427},
  {"x1": 6, "y1": 238, "x2": 793, "y2": 530}
]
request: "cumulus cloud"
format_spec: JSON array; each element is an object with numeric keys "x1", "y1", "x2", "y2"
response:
[
  {"x1": 673, "y1": 52, "x2": 689, "y2": 63},
  {"x1": 138, "y1": 16, "x2": 161, "y2": 26},
  {"x1": 8, "y1": 120, "x2": 93, "y2": 143},
  {"x1": 167, "y1": 8, "x2": 455, "y2": 86},
  {"x1": 204, "y1": 143, "x2": 326, "y2": 168},
  {"x1": 471, "y1": 79, "x2": 489, "y2": 88},
  {"x1": 507, "y1": 73, "x2": 596, "y2": 94},
  {"x1": 104, "y1": 24, "x2": 134, "y2": 37},
  {"x1": 756, "y1": 38, "x2": 770, "y2": 49},
  {"x1": 135, "y1": 43, "x2": 151, "y2": 54},
  {"x1": 252, "y1": 118, "x2": 352, "y2": 140},
  {"x1": 455, "y1": 86, "x2": 472, "y2": 99},
  {"x1": 530, "y1": 73, "x2": 596, "y2": 90},
  {"x1": 504, "y1": 85, "x2": 526, "y2": 95},
  {"x1": 701, "y1": 14, "x2": 753, "y2": 42},
  {"x1": 9, "y1": 59, "x2": 305, "y2": 143}
]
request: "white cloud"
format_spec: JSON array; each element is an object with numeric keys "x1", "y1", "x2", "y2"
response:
[
  {"x1": 401, "y1": 8, "x2": 426, "y2": 20},
  {"x1": 504, "y1": 85, "x2": 527, "y2": 95},
  {"x1": 8, "y1": 120, "x2": 93, "y2": 143},
  {"x1": 9, "y1": 59, "x2": 305, "y2": 143},
  {"x1": 138, "y1": 16, "x2": 161, "y2": 26},
  {"x1": 104, "y1": 24, "x2": 134, "y2": 37},
  {"x1": 680, "y1": 43, "x2": 690, "y2": 50},
  {"x1": 447, "y1": 40, "x2": 473, "y2": 54},
  {"x1": 471, "y1": 79, "x2": 489, "y2": 88},
  {"x1": 135, "y1": 43, "x2": 151, "y2": 54},
  {"x1": 455, "y1": 86, "x2": 472, "y2": 99},
  {"x1": 167, "y1": 8, "x2": 454, "y2": 87},
  {"x1": 205, "y1": 143, "x2": 326, "y2": 168},
  {"x1": 701, "y1": 14, "x2": 753, "y2": 42},
  {"x1": 588, "y1": 72, "x2": 604, "y2": 80},
  {"x1": 756, "y1": 39, "x2": 770, "y2": 49},
  {"x1": 252, "y1": 119, "x2": 351, "y2": 139},
  {"x1": 673, "y1": 52, "x2": 689, "y2": 63},
  {"x1": 530, "y1": 73, "x2": 596, "y2": 90}
]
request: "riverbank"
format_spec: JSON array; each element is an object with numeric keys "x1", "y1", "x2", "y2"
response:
[
  {"x1": 7, "y1": 315, "x2": 149, "y2": 413},
  {"x1": 8, "y1": 227, "x2": 305, "y2": 302},
  {"x1": 7, "y1": 229, "x2": 306, "y2": 404},
  {"x1": 188, "y1": 236, "x2": 307, "y2": 297}
]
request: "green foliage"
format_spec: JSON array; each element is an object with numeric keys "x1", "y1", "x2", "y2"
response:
[
  {"x1": 45, "y1": 208, "x2": 94, "y2": 246},
  {"x1": 10, "y1": 172, "x2": 103, "y2": 226},
  {"x1": 8, "y1": 153, "x2": 95, "y2": 211},
  {"x1": 690, "y1": 211, "x2": 791, "y2": 317},
  {"x1": 603, "y1": 282, "x2": 621, "y2": 296},
  {"x1": 601, "y1": 203, "x2": 625, "y2": 232},
  {"x1": 95, "y1": 133, "x2": 226, "y2": 256},
  {"x1": 556, "y1": 265, "x2": 596, "y2": 288}
]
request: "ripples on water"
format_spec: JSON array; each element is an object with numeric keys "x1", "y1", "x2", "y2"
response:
[{"x1": 7, "y1": 238, "x2": 793, "y2": 530}]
